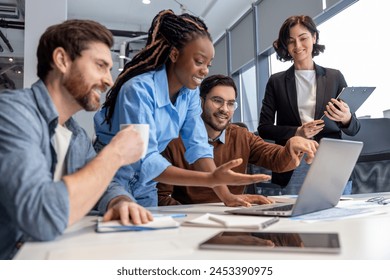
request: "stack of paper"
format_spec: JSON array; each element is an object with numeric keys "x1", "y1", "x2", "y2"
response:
[
  {"x1": 181, "y1": 213, "x2": 278, "y2": 229},
  {"x1": 292, "y1": 200, "x2": 389, "y2": 222},
  {"x1": 96, "y1": 216, "x2": 180, "y2": 233}
]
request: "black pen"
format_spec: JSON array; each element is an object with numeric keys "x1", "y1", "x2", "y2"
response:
[{"x1": 261, "y1": 217, "x2": 280, "y2": 229}]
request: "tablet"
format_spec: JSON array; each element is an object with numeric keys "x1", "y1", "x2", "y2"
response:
[
  {"x1": 321, "y1": 86, "x2": 375, "y2": 119},
  {"x1": 199, "y1": 231, "x2": 340, "y2": 254}
]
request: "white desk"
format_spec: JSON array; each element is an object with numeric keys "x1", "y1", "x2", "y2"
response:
[{"x1": 14, "y1": 194, "x2": 390, "y2": 260}]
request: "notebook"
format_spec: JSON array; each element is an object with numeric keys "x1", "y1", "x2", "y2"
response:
[
  {"x1": 226, "y1": 138, "x2": 363, "y2": 217},
  {"x1": 181, "y1": 213, "x2": 278, "y2": 229},
  {"x1": 96, "y1": 216, "x2": 179, "y2": 232}
]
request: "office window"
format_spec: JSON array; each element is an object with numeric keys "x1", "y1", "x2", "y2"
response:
[
  {"x1": 239, "y1": 64, "x2": 258, "y2": 132},
  {"x1": 269, "y1": 54, "x2": 290, "y2": 75}
]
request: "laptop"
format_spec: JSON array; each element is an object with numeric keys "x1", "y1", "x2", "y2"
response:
[{"x1": 226, "y1": 138, "x2": 363, "y2": 217}]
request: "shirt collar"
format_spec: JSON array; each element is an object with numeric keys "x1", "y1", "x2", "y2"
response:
[
  {"x1": 31, "y1": 80, "x2": 59, "y2": 133},
  {"x1": 31, "y1": 79, "x2": 79, "y2": 136},
  {"x1": 154, "y1": 65, "x2": 191, "y2": 108},
  {"x1": 208, "y1": 129, "x2": 226, "y2": 144}
]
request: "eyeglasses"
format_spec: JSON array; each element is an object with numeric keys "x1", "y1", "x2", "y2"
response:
[
  {"x1": 366, "y1": 196, "x2": 390, "y2": 205},
  {"x1": 208, "y1": 96, "x2": 238, "y2": 111}
]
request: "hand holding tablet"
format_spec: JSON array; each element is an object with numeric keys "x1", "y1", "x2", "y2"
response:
[{"x1": 321, "y1": 86, "x2": 376, "y2": 120}]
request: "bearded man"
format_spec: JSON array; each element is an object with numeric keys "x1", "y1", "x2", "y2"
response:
[{"x1": 0, "y1": 19, "x2": 153, "y2": 260}]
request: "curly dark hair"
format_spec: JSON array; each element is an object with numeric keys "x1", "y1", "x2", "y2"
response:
[{"x1": 273, "y1": 15, "x2": 325, "y2": 62}]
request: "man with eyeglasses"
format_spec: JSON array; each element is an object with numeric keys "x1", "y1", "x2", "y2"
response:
[{"x1": 157, "y1": 74, "x2": 318, "y2": 205}]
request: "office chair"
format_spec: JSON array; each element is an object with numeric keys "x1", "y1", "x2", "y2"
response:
[{"x1": 343, "y1": 118, "x2": 390, "y2": 193}]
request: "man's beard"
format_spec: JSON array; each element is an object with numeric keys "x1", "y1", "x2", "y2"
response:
[
  {"x1": 202, "y1": 111, "x2": 230, "y2": 132},
  {"x1": 63, "y1": 67, "x2": 101, "y2": 111}
]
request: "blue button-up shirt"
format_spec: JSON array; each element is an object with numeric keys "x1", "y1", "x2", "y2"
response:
[
  {"x1": 94, "y1": 66, "x2": 213, "y2": 207},
  {"x1": 0, "y1": 80, "x2": 131, "y2": 259}
]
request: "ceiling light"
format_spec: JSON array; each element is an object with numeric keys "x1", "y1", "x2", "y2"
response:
[
  {"x1": 8, "y1": 57, "x2": 13, "y2": 62},
  {"x1": 142, "y1": 0, "x2": 151, "y2": 4},
  {"x1": 14, "y1": 66, "x2": 22, "y2": 74}
]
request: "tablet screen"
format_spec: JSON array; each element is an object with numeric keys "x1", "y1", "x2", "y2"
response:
[{"x1": 199, "y1": 231, "x2": 340, "y2": 254}]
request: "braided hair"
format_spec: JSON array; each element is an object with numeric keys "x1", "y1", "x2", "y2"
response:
[{"x1": 102, "y1": 9, "x2": 212, "y2": 126}]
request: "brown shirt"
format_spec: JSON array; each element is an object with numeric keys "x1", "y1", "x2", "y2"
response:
[{"x1": 157, "y1": 124, "x2": 297, "y2": 205}]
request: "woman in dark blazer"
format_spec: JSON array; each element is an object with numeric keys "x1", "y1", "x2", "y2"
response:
[{"x1": 258, "y1": 15, "x2": 360, "y2": 192}]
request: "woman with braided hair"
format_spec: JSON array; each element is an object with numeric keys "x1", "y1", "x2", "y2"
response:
[{"x1": 94, "y1": 10, "x2": 273, "y2": 207}]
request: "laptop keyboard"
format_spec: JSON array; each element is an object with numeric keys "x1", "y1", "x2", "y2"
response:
[{"x1": 256, "y1": 204, "x2": 293, "y2": 212}]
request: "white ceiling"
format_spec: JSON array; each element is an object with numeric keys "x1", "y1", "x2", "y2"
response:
[
  {"x1": 0, "y1": 0, "x2": 256, "y2": 89},
  {"x1": 67, "y1": 0, "x2": 255, "y2": 41}
]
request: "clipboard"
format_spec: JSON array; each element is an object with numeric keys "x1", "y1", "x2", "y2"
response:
[{"x1": 320, "y1": 86, "x2": 376, "y2": 120}]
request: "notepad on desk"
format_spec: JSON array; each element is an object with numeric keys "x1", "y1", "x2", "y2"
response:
[
  {"x1": 96, "y1": 216, "x2": 180, "y2": 233},
  {"x1": 181, "y1": 213, "x2": 279, "y2": 229}
]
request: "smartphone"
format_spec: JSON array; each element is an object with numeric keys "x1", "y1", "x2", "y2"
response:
[{"x1": 199, "y1": 231, "x2": 340, "y2": 254}]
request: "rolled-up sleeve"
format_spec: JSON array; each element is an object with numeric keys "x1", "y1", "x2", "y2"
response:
[{"x1": 97, "y1": 180, "x2": 135, "y2": 213}]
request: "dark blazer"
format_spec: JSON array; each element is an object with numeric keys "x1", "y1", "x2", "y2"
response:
[{"x1": 258, "y1": 63, "x2": 360, "y2": 186}]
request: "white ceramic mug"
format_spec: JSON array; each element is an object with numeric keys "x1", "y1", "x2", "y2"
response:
[{"x1": 120, "y1": 123, "x2": 150, "y2": 159}]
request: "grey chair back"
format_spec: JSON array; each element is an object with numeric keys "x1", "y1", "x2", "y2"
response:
[{"x1": 343, "y1": 118, "x2": 390, "y2": 193}]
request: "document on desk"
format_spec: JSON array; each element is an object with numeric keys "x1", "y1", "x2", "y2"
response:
[
  {"x1": 96, "y1": 216, "x2": 180, "y2": 233},
  {"x1": 291, "y1": 200, "x2": 389, "y2": 222},
  {"x1": 181, "y1": 213, "x2": 279, "y2": 229}
]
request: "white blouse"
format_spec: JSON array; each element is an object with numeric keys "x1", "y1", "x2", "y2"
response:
[{"x1": 295, "y1": 70, "x2": 317, "y2": 124}]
